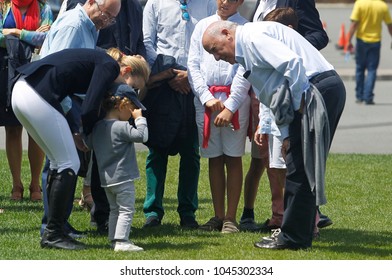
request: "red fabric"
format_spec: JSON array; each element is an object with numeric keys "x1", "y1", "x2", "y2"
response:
[
  {"x1": 247, "y1": 89, "x2": 258, "y2": 142},
  {"x1": 11, "y1": 0, "x2": 40, "y2": 31},
  {"x1": 247, "y1": 101, "x2": 253, "y2": 142},
  {"x1": 202, "y1": 85, "x2": 240, "y2": 149}
]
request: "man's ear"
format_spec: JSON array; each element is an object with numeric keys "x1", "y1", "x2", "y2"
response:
[
  {"x1": 222, "y1": 28, "x2": 229, "y2": 36},
  {"x1": 222, "y1": 28, "x2": 233, "y2": 41},
  {"x1": 87, "y1": 0, "x2": 95, "y2": 7}
]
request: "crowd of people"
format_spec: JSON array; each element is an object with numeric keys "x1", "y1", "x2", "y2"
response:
[{"x1": 5, "y1": 0, "x2": 389, "y2": 252}]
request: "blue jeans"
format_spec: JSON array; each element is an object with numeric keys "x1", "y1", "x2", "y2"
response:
[{"x1": 355, "y1": 38, "x2": 381, "y2": 103}]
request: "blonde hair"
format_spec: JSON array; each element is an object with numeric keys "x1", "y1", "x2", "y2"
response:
[{"x1": 107, "y1": 48, "x2": 151, "y2": 84}]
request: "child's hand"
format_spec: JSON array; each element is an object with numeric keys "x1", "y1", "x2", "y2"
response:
[{"x1": 131, "y1": 108, "x2": 142, "y2": 119}]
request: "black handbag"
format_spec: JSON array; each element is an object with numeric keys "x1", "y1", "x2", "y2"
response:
[
  {"x1": 0, "y1": 47, "x2": 8, "y2": 107},
  {"x1": 4, "y1": 35, "x2": 34, "y2": 108}
]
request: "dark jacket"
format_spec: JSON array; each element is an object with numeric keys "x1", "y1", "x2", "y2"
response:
[
  {"x1": 252, "y1": 0, "x2": 329, "y2": 50},
  {"x1": 0, "y1": 35, "x2": 34, "y2": 108},
  {"x1": 14, "y1": 48, "x2": 120, "y2": 134},
  {"x1": 142, "y1": 54, "x2": 196, "y2": 153},
  {"x1": 97, "y1": 0, "x2": 146, "y2": 56}
]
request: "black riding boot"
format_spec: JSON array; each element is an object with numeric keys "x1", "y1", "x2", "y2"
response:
[
  {"x1": 41, "y1": 169, "x2": 57, "y2": 226},
  {"x1": 40, "y1": 169, "x2": 86, "y2": 250},
  {"x1": 45, "y1": 169, "x2": 57, "y2": 200}
]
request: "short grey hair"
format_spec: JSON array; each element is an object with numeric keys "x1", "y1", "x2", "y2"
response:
[{"x1": 204, "y1": 21, "x2": 238, "y2": 37}]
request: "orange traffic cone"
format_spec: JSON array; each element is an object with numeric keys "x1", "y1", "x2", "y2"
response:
[{"x1": 335, "y1": 23, "x2": 346, "y2": 50}]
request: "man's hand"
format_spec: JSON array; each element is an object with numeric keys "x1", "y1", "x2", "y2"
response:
[
  {"x1": 253, "y1": 131, "x2": 269, "y2": 159},
  {"x1": 73, "y1": 133, "x2": 89, "y2": 152},
  {"x1": 146, "y1": 68, "x2": 176, "y2": 89},
  {"x1": 254, "y1": 132, "x2": 269, "y2": 148},
  {"x1": 168, "y1": 69, "x2": 191, "y2": 94},
  {"x1": 281, "y1": 138, "x2": 290, "y2": 161}
]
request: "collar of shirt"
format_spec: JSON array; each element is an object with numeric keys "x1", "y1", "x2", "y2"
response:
[
  {"x1": 253, "y1": 0, "x2": 278, "y2": 22},
  {"x1": 234, "y1": 25, "x2": 245, "y2": 66}
]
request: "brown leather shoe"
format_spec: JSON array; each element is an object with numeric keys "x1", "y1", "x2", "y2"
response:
[
  {"x1": 29, "y1": 185, "x2": 42, "y2": 202},
  {"x1": 11, "y1": 185, "x2": 24, "y2": 201}
]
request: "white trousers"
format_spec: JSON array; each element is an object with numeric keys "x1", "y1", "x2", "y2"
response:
[{"x1": 11, "y1": 78, "x2": 80, "y2": 174}]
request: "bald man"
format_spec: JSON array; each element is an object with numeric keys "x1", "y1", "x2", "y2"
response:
[{"x1": 202, "y1": 20, "x2": 345, "y2": 250}]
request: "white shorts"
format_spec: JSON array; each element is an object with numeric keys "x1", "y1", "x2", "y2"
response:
[
  {"x1": 267, "y1": 134, "x2": 286, "y2": 169},
  {"x1": 195, "y1": 94, "x2": 251, "y2": 158},
  {"x1": 249, "y1": 92, "x2": 285, "y2": 168}
]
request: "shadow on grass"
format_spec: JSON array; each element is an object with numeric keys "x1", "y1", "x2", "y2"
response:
[
  {"x1": 0, "y1": 202, "x2": 43, "y2": 212},
  {"x1": 134, "y1": 197, "x2": 213, "y2": 211},
  {"x1": 83, "y1": 223, "x2": 222, "y2": 251},
  {"x1": 315, "y1": 228, "x2": 392, "y2": 258},
  {"x1": 130, "y1": 223, "x2": 221, "y2": 238}
]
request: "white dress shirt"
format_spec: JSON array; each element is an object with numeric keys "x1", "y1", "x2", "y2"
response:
[
  {"x1": 143, "y1": 0, "x2": 217, "y2": 67},
  {"x1": 235, "y1": 21, "x2": 333, "y2": 139},
  {"x1": 253, "y1": 0, "x2": 277, "y2": 22}
]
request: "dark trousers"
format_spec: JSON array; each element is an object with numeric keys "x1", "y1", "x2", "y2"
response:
[
  {"x1": 91, "y1": 152, "x2": 110, "y2": 228},
  {"x1": 280, "y1": 71, "x2": 346, "y2": 248},
  {"x1": 143, "y1": 133, "x2": 200, "y2": 221}
]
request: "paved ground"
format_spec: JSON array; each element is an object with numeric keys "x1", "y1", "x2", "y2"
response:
[{"x1": 1, "y1": 4, "x2": 391, "y2": 154}]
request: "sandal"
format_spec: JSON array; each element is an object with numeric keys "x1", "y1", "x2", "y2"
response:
[
  {"x1": 29, "y1": 185, "x2": 42, "y2": 202},
  {"x1": 198, "y1": 217, "x2": 223, "y2": 231},
  {"x1": 11, "y1": 185, "x2": 24, "y2": 201},
  {"x1": 221, "y1": 220, "x2": 239, "y2": 234}
]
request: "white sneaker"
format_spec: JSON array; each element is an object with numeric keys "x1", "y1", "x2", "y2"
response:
[{"x1": 114, "y1": 241, "x2": 144, "y2": 252}]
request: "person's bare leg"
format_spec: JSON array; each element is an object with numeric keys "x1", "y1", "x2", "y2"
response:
[
  {"x1": 28, "y1": 134, "x2": 45, "y2": 201},
  {"x1": 243, "y1": 157, "x2": 265, "y2": 209},
  {"x1": 225, "y1": 155, "x2": 243, "y2": 222},
  {"x1": 6, "y1": 126, "x2": 24, "y2": 200},
  {"x1": 239, "y1": 156, "x2": 268, "y2": 231},
  {"x1": 266, "y1": 167, "x2": 286, "y2": 227},
  {"x1": 208, "y1": 156, "x2": 225, "y2": 219}
]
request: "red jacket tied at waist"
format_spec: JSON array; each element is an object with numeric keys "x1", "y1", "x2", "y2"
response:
[{"x1": 203, "y1": 85, "x2": 240, "y2": 148}]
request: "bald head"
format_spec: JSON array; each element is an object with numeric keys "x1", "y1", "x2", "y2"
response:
[
  {"x1": 85, "y1": 0, "x2": 121, "y2": 30},
  {"x1": 202, "y1": 21, "x2": 238, "y2": 64}
]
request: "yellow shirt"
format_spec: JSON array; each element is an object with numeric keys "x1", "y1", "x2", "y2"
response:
[{"x1": 350, "y1": 0, "x2": 392, "y2": 43}]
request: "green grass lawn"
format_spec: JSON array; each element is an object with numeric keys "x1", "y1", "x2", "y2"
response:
[{"x1": 0, "y1": 151, "x2": 391, "y2": 260}]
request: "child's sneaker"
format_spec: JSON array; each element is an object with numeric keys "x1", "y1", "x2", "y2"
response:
[{"x1": 114, "y1": 241, "x2": 143, "y2": 252}]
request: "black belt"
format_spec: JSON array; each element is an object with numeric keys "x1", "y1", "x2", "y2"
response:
[{"x1": 310, "y1": 70, "x2": 336, "y2": 84}]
